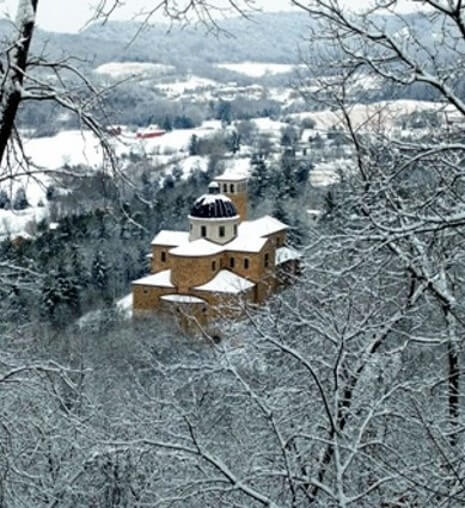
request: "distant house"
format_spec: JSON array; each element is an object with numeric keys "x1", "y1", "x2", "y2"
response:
[
  {"x1": 132, "y1": 171, "x2": 301, "y2": 330},
  {"x1": 136, "y1": 125, "x2": 166, "y2": 139}
]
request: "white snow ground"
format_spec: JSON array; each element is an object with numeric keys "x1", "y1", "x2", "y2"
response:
[
  {"x1": 216, "y1": 62, "x2": 296, "y2": 77},
  {"x1": 95, "y1": 62, "x2": 175, "y2": 78}
]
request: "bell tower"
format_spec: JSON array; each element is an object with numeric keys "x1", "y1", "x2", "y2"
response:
[{"x1": 214, "y1": 173, "x2": 248, "y2": 221}]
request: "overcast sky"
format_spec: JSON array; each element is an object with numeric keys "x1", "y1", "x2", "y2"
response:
[{"x1": 0, "y1": 0, "x2": 302, "y2": 33}]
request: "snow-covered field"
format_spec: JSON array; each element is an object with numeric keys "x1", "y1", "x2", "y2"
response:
[
  {"x1": 0, "y1": 121, "x2": 225, "y2": 238},
  {"x1": 22, "y1": 130, "x2": 106, "y2": 170},
  {"x1": 0, "y1": 206, "x2": 49, "y2": 240},
  {"x1": 310, "y1": 160, "x2": 353, "y2": 187},
  {"x1": 95, "y1": 62, "x2": 175, "y2": 78},
  {"x1": 216, "y1": 62, "x2": 296, "y2": 78},
  {"x1": 252, "y1": 117, "x2": 289, "y2": 136},
  {"x1": 290, "y1": 100, "x2": 460, "y2": 132},
  {"x1": 13, "y1": 121, "x2": 224, "y2": 172}
]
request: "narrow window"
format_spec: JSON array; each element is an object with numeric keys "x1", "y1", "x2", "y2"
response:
[
  {"x1": 230, "y1": 257, "x2": 235, "y2": 269},
  {"x1": 219, "y1": 225, "x2": 225, "y2": 237},
  {"x1": 230, "y1": 183, "x2": 235, "y2": 193},
  {"x1": 223, "y1": 183, "x2": 227, "y2": 193},
  {"x1": 244, "y1": 258, "x2": 249, "y2": 270},
  {"x1": 201, "y1": 225, "x2": 207, "y2": 237},
  {"x1": 264, "y1": 253, "x2": 269, "y2": 268},
  {"x1": 161, "y1": 251, "x2": 166, "y2": 262},
  {"x1": 234, "y1": 224, "x2": 238, "y2": 236},
  {"x1": 212, "y1": 261, "x2": 216, "y2": 271}
]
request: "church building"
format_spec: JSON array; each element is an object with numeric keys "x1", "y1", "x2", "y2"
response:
[{"x1": 132, "y1": 170, "x2": 301, "y2": 327}]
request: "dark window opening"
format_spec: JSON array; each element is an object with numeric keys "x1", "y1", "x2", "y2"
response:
[
  {"x1": 234, "y1": 224, "x2": 238, "y2": 236},
  {"x1": 264, "y1": 253, "x2": 269, "y2": 268},
  {"x1": 201, "y1": 225, "x2": 207, "y2": 237},
  {"x1": 223, "y1": 184, "x2": 227, "y2": 193},
  {"x1": 161, "y1": 251, "x2": 166, "y2": 262},
  {"x1": 230, "y1": 257, "x2": 235, "y2": 268},
  {"x1": 230, "y1": 184, "x2": 235, "y2": 193},
  {"x1": 219, "y1": 225, "x2": 225, "y2": 237},
  {"x1": 212, "y1": 261, "x2": 216, "y2": 271},
  {"x1": 244, "y1": 258, "x2": 249, "y2": 270}
]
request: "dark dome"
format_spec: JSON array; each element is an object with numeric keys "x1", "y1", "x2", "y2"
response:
[{"x1": 190, "y1": 194, "x2": 238, "y2": 219}]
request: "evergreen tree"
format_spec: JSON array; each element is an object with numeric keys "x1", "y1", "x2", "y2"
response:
[
  {"x1": 216, "y1": 100, "x2": 232, "y2": 125},
  {"x1": 163, "y1": 174, "x2": 175, "y2": 190},
  {"x1": 188, "y1": 134, "x2": 199, "y2": 156},
  {"x1": 172, "y1": 164, "x2": 183, "y2": 182},
  {"x1": 249, "y1": 158, "x2": 269, "y2": 201},
  {"x1": 162, "y1": 115, "x2": 172, "y2": 131},
  {"x1": 12, "y1": 187, "x2": 29, "y2": 210},
  {"x1": 226, "y1": 130, "x2": 241, "y2": 154},
  {"x1": 0, "y1": 189, "x2": 10, "y2": 209},
  {"x1": 46, "y1": 184, "x2": 57, "y2": 201},
  {"x1": 91, "y1": 249, "x2": 111, "y2": 302}
]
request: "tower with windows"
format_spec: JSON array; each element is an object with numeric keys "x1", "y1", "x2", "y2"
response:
[{"x1": 213, "y1": 172, "x2": 248, "y2": 221}]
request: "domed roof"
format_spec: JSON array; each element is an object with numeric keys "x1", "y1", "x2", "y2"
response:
[{"x1": 190, "y1": 193, "x2": 238, "y2": 219}]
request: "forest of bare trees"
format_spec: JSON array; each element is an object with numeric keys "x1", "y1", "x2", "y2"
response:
[{"x1": 2, "y1": 0, "x2": 465, "y2": 506}]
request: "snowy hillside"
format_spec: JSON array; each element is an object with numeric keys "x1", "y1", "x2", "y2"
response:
[{"x1": 216, "y1": 62, "x2": 296, "y2": 77}]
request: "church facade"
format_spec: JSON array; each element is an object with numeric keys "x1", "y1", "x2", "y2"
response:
[{"x1": 132, "y1": 170, "x2": 301, "y2": 327}]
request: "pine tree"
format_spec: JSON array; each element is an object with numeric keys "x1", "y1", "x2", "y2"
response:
[
  {"x1": 162, "y1": 116, "x2": 172, "y2": 131},
  {"x1": 188, "y1": 134, "x2": 199, "y2": 156},
  {"x1": 0, "y1": 189, "x2": 10, "y2": 209},
  {"x1": 12, "y1": 187, "x2": 29, "y2": 210},
  {"x1": 91, "y1": 249, "x2": 111, "y2": 302}
]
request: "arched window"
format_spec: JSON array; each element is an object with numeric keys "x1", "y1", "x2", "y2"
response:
[
  {"x1": 230, "y1": 183, "x2": 235, "y2": 193},
  {"x1": 219, "y1": 225, "x2": 225, "y2": 237}
]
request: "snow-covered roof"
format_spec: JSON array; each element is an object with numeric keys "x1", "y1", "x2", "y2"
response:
[
  {"x1": 194, "y1": 270, "x2": 255, "y2": 294},
  {"x1": 151, "y1": 230, "x2": 189, "y2": 247},
  {"x1": 132, "y1": 269, "x2": 174, "y2": 288},
  {"x1": 276, "y1": 247, "x2": 302, "y2": 265},
  {"x1": 239, "y1": 215, "x2": 288, "y2": 238},
  {"x1": 214, "y1": 169, "x2": 248, "y2": 182},
  {"x1": 170, "y1": 238, "x2": 225, "y2": 257},
  {"x1": 161, "y1": 294, "x2": 206, "y2": 304},
  {"x1": 226, "y1": 235, "x2": 268, "y2": 253}
]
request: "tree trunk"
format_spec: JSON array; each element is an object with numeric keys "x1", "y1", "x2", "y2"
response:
[{"x1": 0, "y1": 0, "x2": 38, "y2": 165}]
